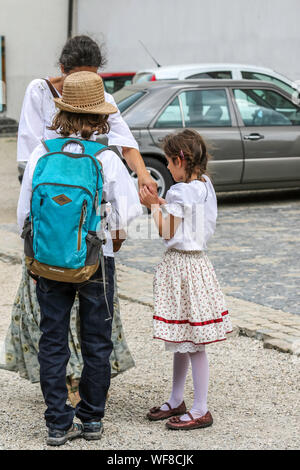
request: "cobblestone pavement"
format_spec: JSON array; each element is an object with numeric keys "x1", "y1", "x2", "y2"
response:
[{"x1": 116, "y1": 188, "x2": 300, "y2": 316}]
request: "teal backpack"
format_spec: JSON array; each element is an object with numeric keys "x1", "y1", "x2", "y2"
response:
[{"x1": 22, "y1": 137, "x2": 108, "y2": 283}]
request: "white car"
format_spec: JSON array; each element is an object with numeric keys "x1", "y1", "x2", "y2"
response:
[{"x1": 133, "y1": 63, "x2": 299, "y2": 97}]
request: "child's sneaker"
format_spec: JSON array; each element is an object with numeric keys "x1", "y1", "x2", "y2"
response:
[
  {"x1": 82, "y1": 421, "x2": 104, "y2": 440},
  {"x1": 47, "y1": 423, "x2": 83, "y2": 446}
]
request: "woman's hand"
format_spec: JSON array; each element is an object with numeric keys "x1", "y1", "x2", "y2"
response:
[
  {"x1": 138, "y1": 170, "x2": 158, "y2": 195},
  {"x1": 140, "y1": 186, "x2": 160, "y2": 209},
  {"x1": 121, "y1": 147, "x2": 158, "y2": 195}
]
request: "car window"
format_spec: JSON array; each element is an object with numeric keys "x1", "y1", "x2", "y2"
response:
[
  {"x1": 179, "y1": 89, "x2": 231, "y2": 127},
  {"x1": 103, "y1": 77, "x2": 133, "y2": 94},
  {"x1": 186, "y1": 71, "x2": 232, "y2": 79},
  {"x1": 154, "y1": 96, "x2": 183, "y2": 128},
  {"x1": 233, "y1": 88, "x2": 300, "y2": 126},
  {"x1": 241, "y1": 71, "x2": 295, "y2": 96},
  {"x1": 113, "y1": 89, "x2": 145, "y2": 113},
  {"x1": 132, "y1": 73, "x2": 154, "y2": 83}
]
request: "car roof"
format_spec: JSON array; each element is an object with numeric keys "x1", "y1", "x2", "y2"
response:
[
  {"x1": 126, "y1": 79, "x2": 286, "y2": 90},
  {"x1": 121, "y1": 79, "x2": 295, "y2": 102},
  {"x1": 99, "y1": 72, "x2": 135, "y2": 77},
  {"x1": 135, "y1": 63, "x2": 279, "y2": 74}
]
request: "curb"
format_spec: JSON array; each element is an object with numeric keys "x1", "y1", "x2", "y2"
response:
[
  {"x1": 0, "y1": 244, "x2": 299, "y2": 356},
  {"x1": 115, "y1": 264, "x2": 300, "y2": 357}
]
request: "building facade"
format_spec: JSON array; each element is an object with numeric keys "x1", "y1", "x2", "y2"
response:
[{"x1": 1, "y1": 0, "x2": 300, "y2": 122}]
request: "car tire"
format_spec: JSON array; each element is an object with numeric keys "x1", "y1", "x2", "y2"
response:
[{"x1": 130, "y1": 157, "x2": 174, "y2": 199}]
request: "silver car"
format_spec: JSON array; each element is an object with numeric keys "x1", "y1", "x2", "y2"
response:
[{"x1": 113, "y1": 79, "x2": 300, "y2": 197}]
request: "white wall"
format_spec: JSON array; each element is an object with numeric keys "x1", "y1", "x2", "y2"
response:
[
  {"x1": 2, "y1": 0, "x2": 300, "y2": 121},
  {"x1": 77, "y1": 0, "x2": 300, "y2": 80},
  {"x1": 0, "y1": 0, "x2": 68, "y2": 120}
]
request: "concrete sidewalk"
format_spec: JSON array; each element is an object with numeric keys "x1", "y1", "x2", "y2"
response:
[
  {"x1": 0, "y1": 227, "x2": 300, "y2": 356},
  {"x1": 0, "y1": 260, "x2": 299, "y2": 450}
]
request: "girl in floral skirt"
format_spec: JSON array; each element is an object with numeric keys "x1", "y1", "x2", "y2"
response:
[{"x1": 140, "y1": 129, "x2": 232, "y2": 430}]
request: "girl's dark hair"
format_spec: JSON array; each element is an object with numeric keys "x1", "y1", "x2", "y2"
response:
[
  {"x1": 48, "y1": 111, "x2": 110, "y2": 140},
  {"x1": 59, "y1": 35, "x2": 106, "y2": 73},
  {"x1": 162, "y1": 129, "x2": 212, "y2": 182}
]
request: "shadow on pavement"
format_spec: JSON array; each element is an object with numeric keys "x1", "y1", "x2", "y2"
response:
[{"x1": 217, "y1": 188, "x2": 300, "y2": 206}]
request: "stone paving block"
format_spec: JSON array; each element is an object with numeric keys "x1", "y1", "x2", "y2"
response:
[
  {"x1": 289, "y1": 340, "x2": 300, "y2": 355},
  {"x1": 238, "y1": 327, "x2": 258, "y2": 338},
  {"x1": 281, "y1": 319, "x2": 300, "y2": 327},
  {"x1": 279, "y1": 326, "x2": 300, "y2": 336},
  {"x1": 263, "y1": 338, "x2": 294, "y2": 354},
  {"x1": 255, "y1": 328, "x2": 277, "y2": 341}
]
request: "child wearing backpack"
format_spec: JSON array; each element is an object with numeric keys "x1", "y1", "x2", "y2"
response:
[{"x1": 17, "y1": 71, "x2": 142, "y2": 446}]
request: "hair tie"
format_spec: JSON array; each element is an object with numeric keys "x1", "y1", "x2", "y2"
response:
[{"x1": 180, "y1": 150, "x2": 185, "y2": 160}]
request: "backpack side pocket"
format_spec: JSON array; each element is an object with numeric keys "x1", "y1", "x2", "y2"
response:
[
  {"x1": 21, "y1": 217, "x2": 34, "y2": 258},
  {"x1": 85, "y1": 231, "x2": 103, "y2": 266}
]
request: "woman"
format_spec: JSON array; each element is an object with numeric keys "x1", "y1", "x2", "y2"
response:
[{"x1": 1, "y1": 35, "x2": 156, "y2": 405}]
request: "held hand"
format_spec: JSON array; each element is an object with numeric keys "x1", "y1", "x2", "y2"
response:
[
  {"x1": 140, "y1": 186, "x2": 160, "y2": 209},
  {"x1": 138, "y1": 171, "x2": 158, "y2": 195},
  {"x1": 158, "y1": 197, "x2": 166, "y2": 205}
]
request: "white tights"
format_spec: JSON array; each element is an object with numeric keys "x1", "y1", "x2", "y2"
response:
[{"x1": 160, "y1": 350, "x2": 209, "y2": 420}]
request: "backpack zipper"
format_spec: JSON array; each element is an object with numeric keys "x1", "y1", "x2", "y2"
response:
[{"x1": 78, "y1": 200, "x2": 87, "y2": 251}]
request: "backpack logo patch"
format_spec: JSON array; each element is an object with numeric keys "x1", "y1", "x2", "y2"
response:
[{"x1": 52, "y1": 194, "x2": 72, "y2": 206}]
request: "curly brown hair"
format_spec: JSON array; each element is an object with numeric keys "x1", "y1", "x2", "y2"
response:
[
  {"x1": 48, "y1": 110, "x2": 110, "y2": 140},
  {"x1": 162, "y1": 129, "x2": 211, "y2": 182}
]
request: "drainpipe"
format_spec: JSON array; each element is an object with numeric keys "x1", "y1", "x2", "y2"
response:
[{"x1": 68, "y1": 0, "x2": 74, "y2": 38}]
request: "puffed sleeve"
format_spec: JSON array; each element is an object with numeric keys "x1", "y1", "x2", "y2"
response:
[
  {"x1": 164, "y1": 184, "x2": 186, "y2": 218},
  {"x1": 17, "y1": 80, "x2": 45, "y2": 162},
  {"x1": 105, "y1": 92, "x2": 139, "y2": 151}
]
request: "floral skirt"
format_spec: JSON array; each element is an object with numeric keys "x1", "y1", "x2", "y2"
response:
[
  {"x1": 153, "y1": 249, "x2": 232, "y2": 353},
  {"x1": 0, "y1": 256, "x2": 135, "y2": 383}
]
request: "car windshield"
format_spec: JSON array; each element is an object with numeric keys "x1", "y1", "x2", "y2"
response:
[{"x1": 113, "y1": 89, "x2": 146, "y2": 113}]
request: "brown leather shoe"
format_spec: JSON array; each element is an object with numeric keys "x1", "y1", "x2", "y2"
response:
[
  {"x1": 166, "y1": 411, "x2": 213, "y2": 430},
  {"x1": 147, "y1": 401, "x2": 187, "y2": 421}
]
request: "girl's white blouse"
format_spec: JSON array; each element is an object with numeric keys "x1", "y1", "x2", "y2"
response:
[
  {"x1": 17, "y1": 78, "x2": 139, "y2": 162},
  {"x1": 163, "y1": 176, "x2": 217, "y2": 251}
]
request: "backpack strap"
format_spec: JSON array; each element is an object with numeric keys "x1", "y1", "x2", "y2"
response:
[
  {"x1": 43, "y1": 78, "x2": 60, "y2": 98},
  {"x1": 43, "y1": 137, "x2": 107, "y2": 157}
]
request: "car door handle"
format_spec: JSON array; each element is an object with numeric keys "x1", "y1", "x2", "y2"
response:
[{"x1": 243, "y1": 133, "x2": 265, "y2": 141}]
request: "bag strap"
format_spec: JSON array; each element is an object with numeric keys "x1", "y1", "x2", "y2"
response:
[
  {"x1": 43, "y1": 78, "x2": 60, "y2": 98},
  {"x1": 43, "y1": 137, "x2": 108, "y2": 158}
]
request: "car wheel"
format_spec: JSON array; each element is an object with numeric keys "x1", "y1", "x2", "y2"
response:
[{"x1": 130, "y1": 157, "x2": 173, "y2": 198}]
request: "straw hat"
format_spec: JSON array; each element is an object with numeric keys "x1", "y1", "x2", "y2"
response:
[{"x1": 53, "y1": 71, "x2": 118, "y2": 115}]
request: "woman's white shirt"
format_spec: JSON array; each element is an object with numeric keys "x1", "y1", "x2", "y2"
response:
[
  {"x1": 163, "y1": 176, "x2": 217, "y2": 251},
  {"x1": 17, "y1": 142, "x2": 143, "y2": 257},
  {"x1": 17, "y1": 78, "x2": 139, "y2": 162}
]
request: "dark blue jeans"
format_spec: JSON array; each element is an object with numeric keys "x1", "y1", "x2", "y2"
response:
[{"x1": 36, "y1": 257, "x2": 115, "y2": 431}]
